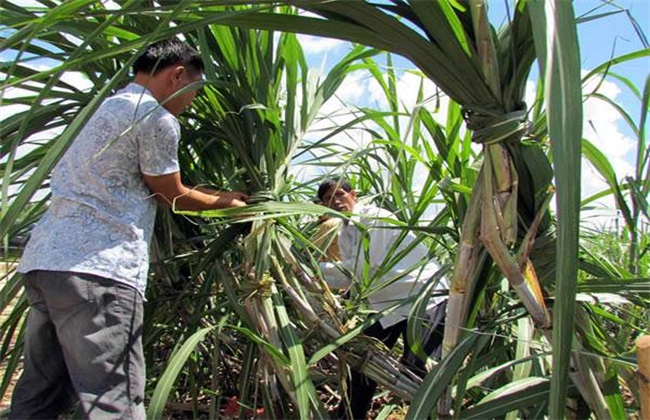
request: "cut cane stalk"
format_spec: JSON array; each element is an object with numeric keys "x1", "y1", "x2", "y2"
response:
[
  {"x1": 442, "y1": 168, "x2": 486, "y2": 357},
  {"x1": 270, "y1": 242, "x2": 425, "y2": 403},
  {"x1": 517, "y1": 186, "x2": 555, "y2": 267},
  {"x1": 439, "y1": 170, "x2": 487, "y2": 416},
  {"x1": 481, "y1": 151, "x2": 550, "y2": 328}
]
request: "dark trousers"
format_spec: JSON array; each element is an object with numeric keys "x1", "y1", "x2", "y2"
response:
[
  {"x1": 10, "y1": 270, "x2": 145, "y2": 420},
  {"x1": 337, "y1": 300, "x2": 447, "y2": 419}
]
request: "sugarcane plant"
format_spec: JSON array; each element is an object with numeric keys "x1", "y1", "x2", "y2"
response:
[
  {"x1": 153, "y1": 18, "x2": 439, "y2": 416},
  {"x1": 2, "y1": 1, "x2": 648, "y2": 418},
  {"x1": 193, "y1": 0, "x2": 648, "y2": 417},
  {"x1": 215, "y1": 1, "x2": 568, "y2": 417},
  {"x1": 0, "y1": 2, "x2": 432, "y2": 416}
]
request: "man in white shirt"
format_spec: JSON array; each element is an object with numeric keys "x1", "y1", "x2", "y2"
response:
[
  {"x1": 12, "y1": 38, "x2": 248, "y2": 419},
  {"x1": 315, "y1": 177, "x2": 448, "y2": 419}
]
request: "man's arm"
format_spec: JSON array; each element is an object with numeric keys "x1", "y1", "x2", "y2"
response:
[
  {"x1": 319, "y1": 261, "x2": 353, "y2": 289},
  {"x1": 143, "y1": 172, "x2": 248, "y2": 211}
]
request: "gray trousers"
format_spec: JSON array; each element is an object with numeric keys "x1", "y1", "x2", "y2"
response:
[{"x1": 10, "y1": 271, "x2": 145, "y2": 420}]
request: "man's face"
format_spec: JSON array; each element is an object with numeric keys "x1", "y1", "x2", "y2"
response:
[
  {"x1": 164, "y1": 65, "x2": 203, "y2": 116},
  {"x1": 321, "y1": 187, "x2": 356, "y2": 212}
]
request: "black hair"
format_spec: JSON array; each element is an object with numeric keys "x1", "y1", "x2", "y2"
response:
[
  {"x1": 133, "y1": 38, "x2": 204, "y2": 76},
  {"x1": 317, "y1": 177, "x2": 352, "y2": 201}
]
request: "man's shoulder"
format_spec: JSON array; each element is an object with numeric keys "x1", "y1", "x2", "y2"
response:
[
  {"x1": 105, "y1": 84, "x2": 157, "y2": 109},
  {"x1": 356, "y1": 204, "x2": 396, "y2": 227},
  {"x1": 98, "y1": 84, "x2": 176, "y2": 128},
  {"x1": 357, "y1": 203, "x2": 394, "y2": 219}
]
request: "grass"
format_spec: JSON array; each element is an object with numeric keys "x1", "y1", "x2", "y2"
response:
[{"x1": 0, "y1": 262, "x2": 18, "y2": 415}]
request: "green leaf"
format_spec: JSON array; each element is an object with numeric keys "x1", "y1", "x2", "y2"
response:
[
  {"x1": 406, "y1": 332, "x2": 483, "y2": 420},
  {"x1": 462, "y1": 378, "x2": 551, "y2": 419},
  {"x1": 582, "y1": 139, "x2": 633, "y2": 227},
  {"x1": 272, "y1": 283, "x2": 325, "y2": 419},
  {"x1": 147, "y1": 320, "x2": 226, "y2": 420},
  {"x1": 529, "y1": 2, "x2": 584, "y2": 418}
]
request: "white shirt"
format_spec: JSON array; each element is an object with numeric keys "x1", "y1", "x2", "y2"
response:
[
  {"x1": 18, "y1": 83, "x2": 180, "y2": 295},
  {"x1": 319, "y1": 204, "x2": 448, "y2": 328}
]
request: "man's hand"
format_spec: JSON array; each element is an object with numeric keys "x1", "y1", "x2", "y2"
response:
[
  {"x1": 214, "y1": 191, "x2": 249, "y2": 208},
  {"x1": 143, "y1": 172, "x2": 249, "y2": 211}
]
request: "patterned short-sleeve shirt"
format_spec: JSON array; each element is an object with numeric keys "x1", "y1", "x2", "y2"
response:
[{"x1": 18, "y1": 83, "x2": 180, "y2": 296}]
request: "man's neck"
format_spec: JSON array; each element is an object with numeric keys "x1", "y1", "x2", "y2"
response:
[{"x1": 133, "y1": 74, "x2": 166, "y2": 104}]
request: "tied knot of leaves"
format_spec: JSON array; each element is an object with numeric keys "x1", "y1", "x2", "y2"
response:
[{"x1": 463, "y1": 108, "x2": 532, "y2": 145}]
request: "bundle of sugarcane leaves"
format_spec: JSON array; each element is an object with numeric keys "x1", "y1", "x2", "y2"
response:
[{"x1": 167, "y1": 198, "x2": 427, "y2": 417}]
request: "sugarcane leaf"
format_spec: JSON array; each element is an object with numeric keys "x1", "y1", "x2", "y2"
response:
[
  {"x1": 577, "y1": 278, "x2": 650, "y2": 298},
  {"x1": 147, "y1": 320, "x2": 226, "y2": 420},
  {"x1": 580, "y1": 183, "x2": 633, "y2": 208},
  {"x1": 376, "y1": 404, "x2": 397, "y2": 420},
  {"x1": 581, "y1": 48, "x2": 650, "y2": 83},
  {"x1": 529, "y1": 1, "x2": 583, "y2": 417},
  {"x1": 462, "y1": 377, "x2": 551, "y2": 419},
  {"x1": 603, "y1": 364, "x2": 626, "y2": 418},
  {"x1": 0, "y1": 309, "x2": 26, "y2": 404},
  {"x1": 0, "y1": 269, "x2": 27, "y2": 403},
  {"x1": 406, "y1": 331, "x2": 484, "y2": 420},
  {"x1": 173, "y1": 201, "x2": 335, "y2": 221},
  {"x1": 271, "y1": 282, "x2": 324, "y2": 418},
  {"x1": 576, "y1": 9, "x2": 625, "y2": 24},
  {"x1": 637, "y1": 73, "x2": 649, "y2": 196},
  {"x1": 513, "y1": 317, "x2": 534, "y2": 380},
  {"x1": 628, "y1": 179, "x2": 649, "y2": 222},
  {"x1": 407, "y1": 265, "x2": 451, "y2": 360},
  {"x1": 582, "y1": 139, "x2": 633, "y2": 228},
  {"x1": 587, "y1": 93, "x2": 639, "y2": 136}
]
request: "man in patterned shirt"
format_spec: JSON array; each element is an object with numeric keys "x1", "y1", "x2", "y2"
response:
[{"x1": 11, "y1": 39, "x2": 248, "y2": 419}]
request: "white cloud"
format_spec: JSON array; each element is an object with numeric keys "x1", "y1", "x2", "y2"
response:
[
  {"x1": 526, "y1": 75, "x2": 637, "y2": 228},
  {"x1": 103, "y1": 0, "x2": 120, "y2": 10},
  {"x1": 59, "y1": 71, "x2": 93, "y2": 91},
  {"x1": 295, "y1": 68, "x2": 456, "y2": 215},
  {"x1": 305, "y1": 65, "x2": 638, "y2": 229},
  {"x1": 582, "y1": 77, "x2": 635, "y2": 179},
  {"x1": 297, "y1": 34, "x2": 345, "y2": 54},
  {"x1": 580, "y1": 74, "x2": 637, "y2": 227}
]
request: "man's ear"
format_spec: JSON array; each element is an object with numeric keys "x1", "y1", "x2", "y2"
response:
[
  {"x1": 350, "y1": 190, "x2": 357, "y2": 200},
  {"x1": 171, "y1": 65, "x2": 185, "y2": 83}
]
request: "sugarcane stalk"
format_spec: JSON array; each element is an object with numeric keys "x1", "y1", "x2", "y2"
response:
[
  {"x1": 539, "y1": 325, "x2": 613, "y2": 420},
  {"x1": 439, "y1": 169, "x2": 486, "y2": 416},
  {"x1": 487, "y1": 144, "x2": 518, "y2": 245},
  {"x1": 273, "y1": 234, "x2": 346, "y2": 322},
  {"x1": 442, "y1": 168, "x2": 486, "y2": 357},
  {"x1": 238, "y1": 219, "x2": 303, "y2": 409},
  {"x1": 270, "y1": 243, "x2": 424, "y2": 402},
  {"x1": 637, "y1": 336, "x2": 650, "y2": 419},
  {"x1": 569, "y1": 343, "x2": 612, "y2": 418},
  {"x1": 353, "y1": 345, "x2": 422, "y2": 398},
  {"x1": 241, "y1": 291, "x2": 296, "y2": 409},
  {"x1": 270, "y1": 256, "x2": 343, "y2": 338},
  {"x1": 470, "y1": 0, "x2": 501, "y2": 98},
  {"x1": 480, "y1": 150, "x2": 551, "y2": 327},
  {"x1": 517, "y1": 186, "x2": 555, "y2": 266}
]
